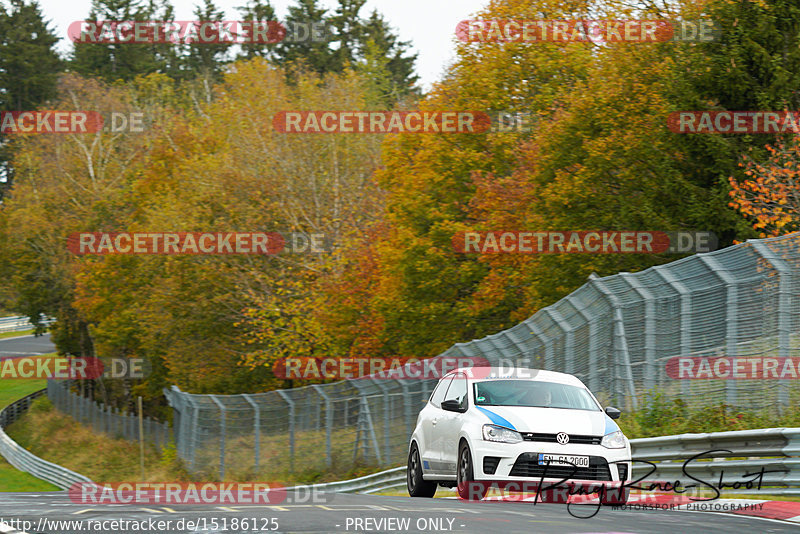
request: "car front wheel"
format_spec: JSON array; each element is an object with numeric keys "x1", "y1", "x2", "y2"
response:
[
  {"x1": 457, "y1": 442, "x2": 487, "y2": 500},
  {"x1": 407, "y1": 443, "x2": 437, "y2": 497}
]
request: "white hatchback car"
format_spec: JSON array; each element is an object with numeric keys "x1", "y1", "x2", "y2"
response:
[{"x1": 407, "y1": 367, "x2": 631, "y2": 500}]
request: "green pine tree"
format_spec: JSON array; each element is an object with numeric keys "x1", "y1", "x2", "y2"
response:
[
  {"x1": 273, "y1": 0, "x2": 332, "y2": 75},
  {"x1": 0, "y1": 0, "x2": 62, "y2": 195},
  {"x1": 236, "y1": 0, "x2": 278, "y2": 60},
  {"x1": 69, "y1": 0, "x2": 176, "y2": 82},
  {"x1": 184, "y1": 0, "x2": 232, "y2": 81}
]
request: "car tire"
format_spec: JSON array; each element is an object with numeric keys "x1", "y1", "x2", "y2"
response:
[
  {"x1": 457, "y1": 441, "x2": 487, "y2": 500},
  {"x1": 407, "y1": 443, "x2": 437, "y2": 498}
]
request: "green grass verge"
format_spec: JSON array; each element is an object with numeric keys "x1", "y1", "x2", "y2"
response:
[
  {"x1": 6, "y1": 396, "x2": 190, "y2": 484},
  {"x1": 0, "y1": 360, "x2": 59, "y2": 491},
  {"x1": 0, "y1": 329, "x2": 35, "y2": 340}
]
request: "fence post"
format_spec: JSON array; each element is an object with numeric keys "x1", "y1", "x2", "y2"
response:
[
  {"x1": 242, "y1": 394, "x2": 261, "y2": 472},
  {"x1": 372, "y1": 379, "x2": 391, "y2": 467},
  {"x1": 311, "y1": 385, "x2": 332, "y2": 468},
  {"x1": 698, "y1": 254, "x2": 739, "y2": 406},
  {"x1": 620, "y1": 273, "x2": 657, "y2": 391},
  {"x1": 651, "y1": 266, "x2": 692, "y2": 403},
  {"x1": 545, "y1": 308, "x2": 574, "y2": 375},
  {"x1": 210, "y1": 395, "x2": 226, "y2": 481},
  {"x1": 349, "y1": 384, "x2": 381, "y2": 465},
  {"x1": 399, "y1": 381, "x2": 413, "y2": 449},
  {"x1": 589, "y1": 274, "x2": 638, "y2": 410},
  {"x1": 750, "y1": 240, "x2": 794, "y2": 412},
  {"x1": 276, "y1": 390, "x2": 295, "y2": 474},
  {"x1": 188, "y1": 396, "x2": 200, "y2": 469}
]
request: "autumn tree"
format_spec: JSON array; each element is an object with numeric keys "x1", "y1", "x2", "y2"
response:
[{"x1": 729, "y1": 137, "x2": 800, "y2": 237}]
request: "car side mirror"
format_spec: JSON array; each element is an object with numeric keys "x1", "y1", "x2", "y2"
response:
[
  {"x1": 605, "y1": 406, "x2": 622, "y2": 420},
  {"x1": 441, "y1": 399, "x2": 464, "y2": 412}
]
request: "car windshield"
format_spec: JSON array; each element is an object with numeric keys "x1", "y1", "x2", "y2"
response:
[{"x1": 473, "y1": 380, "x2": 601, "y2": 411}]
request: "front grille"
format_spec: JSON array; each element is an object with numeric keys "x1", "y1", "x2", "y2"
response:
[
  {"x1": 483, "y1": 456, "x2": 500, "y2": 475},
  {"x1": 520, "y1": 432, "x2": 601, "y2": 445},
  {"x1": 509, "y1": 453, "x2": 612, "y2": 481},
  {"x1": 617, "y1": 462, "x2": 628, "y2": 481}
]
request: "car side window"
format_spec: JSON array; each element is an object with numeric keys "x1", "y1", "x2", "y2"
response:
[
  {"x1": 429, "y1": 376, "x2": 453, "y2": 408},
  {"x1": 443, "y1": 373, "x2": 468, "y2": 410}
]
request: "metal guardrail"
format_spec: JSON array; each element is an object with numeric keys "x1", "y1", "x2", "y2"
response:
[
  {"x1": 307, "y1": 428, "x2": 800, "y2": 496},
  {"x1": 0, "y1": 316, "x2": 35, "y2": 333},
  {"x1": 0, "y1": 315, "x2": 53, "y2": 333},
  {"x1": 0, "y1": 389, "x2": 93, "y2": 490},
  {"x1": 284, "y1": 467, "x2": 408, "y2": 495},
  {"x1": 630, "y1": 428, "x2": 800, "y2": 495}
]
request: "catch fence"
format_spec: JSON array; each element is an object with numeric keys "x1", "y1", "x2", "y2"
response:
[
  {"x1": 48, "y1": 380, "x2": 170, "y2": 448},
  {"x1": 164, "y1": 234, "x2": 800, "y2": 480}
]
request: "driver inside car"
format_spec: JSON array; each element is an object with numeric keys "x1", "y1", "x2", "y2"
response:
[{"x1": 523, "y1": 387, "x2": 552, "y2": 407}]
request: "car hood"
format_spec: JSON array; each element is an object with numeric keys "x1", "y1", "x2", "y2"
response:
[{"x1": 474, "y1": 405, "x2": 620, "y2": 436}]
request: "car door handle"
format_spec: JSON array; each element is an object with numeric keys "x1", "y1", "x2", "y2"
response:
[{"x1": 432, "y1": 418, "x2": 438, "y2": 426}]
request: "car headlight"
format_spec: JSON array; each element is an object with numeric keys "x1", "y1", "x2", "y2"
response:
[
  {"x1": 601, "y1": 430, "x2": 627, "y2": 449},
  {"x1": 482, "y1": 424, "x2": 522, "y2": 444}
]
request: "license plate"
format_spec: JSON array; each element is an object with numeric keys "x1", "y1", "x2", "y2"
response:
[{"x1": 538, "y1": 454, "x2": 589, "y2": 468}]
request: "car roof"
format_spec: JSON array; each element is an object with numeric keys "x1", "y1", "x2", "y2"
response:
[{"x1": 442, "y1": 366, "x2": 586, "y2": 387}]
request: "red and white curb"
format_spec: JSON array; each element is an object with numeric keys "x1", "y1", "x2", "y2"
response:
[{"x1": 477, "y1": 493, "x2": 800, "y2": 523}]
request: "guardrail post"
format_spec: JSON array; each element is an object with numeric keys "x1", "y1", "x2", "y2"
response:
[
  {"x1": 210, "y1": 395, "x2": 226, "y2": 480},
  {"x1": 311, "y1": 385, "x2": 333, "y2": 468},
  {"x1": 750, "y1": 241, "x2": 794, "y2": 412},
  {"x1": 242, "y1": 394, "x2": 261, "y2": 472},
  {"x1": 276, "y1": 390, "x2": 295, "y2": 474}
]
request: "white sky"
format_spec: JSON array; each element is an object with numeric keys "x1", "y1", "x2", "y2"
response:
[{"x1": 35, "y1": 0, "x2": 490, "y2": 91}]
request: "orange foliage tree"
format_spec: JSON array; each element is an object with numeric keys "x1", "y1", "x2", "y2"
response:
[{"x1": 729, "y1": 137, "x2": 800, "y2": 237}]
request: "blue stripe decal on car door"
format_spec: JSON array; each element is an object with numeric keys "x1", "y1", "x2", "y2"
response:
[{"x1": 476, "y1": 406, "x2": 516, "y2": 430}]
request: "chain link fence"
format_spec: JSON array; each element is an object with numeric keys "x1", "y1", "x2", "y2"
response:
[
  {"x1": 48, "y1": 380, "x2": 170, "y2": 448},
  {"x1": 164, "y1": 234, "x2": 800, "y2": 480}
]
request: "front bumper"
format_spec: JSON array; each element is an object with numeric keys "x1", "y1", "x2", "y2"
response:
[{"x1": 473, "y1": 439, "x2": 631, "y2": 482}]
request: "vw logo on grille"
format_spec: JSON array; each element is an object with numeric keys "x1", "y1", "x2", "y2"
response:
[{"x1": 556, "y1": 432, "x2": 570, "y2": 445}]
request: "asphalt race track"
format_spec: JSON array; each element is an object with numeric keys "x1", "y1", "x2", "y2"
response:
[
  {"x1": 0, "y1": 491, "x2": 797, "y2": 534},
  {"x1": 0, "y1": 333, "x2": 55, "y2": 360}
]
